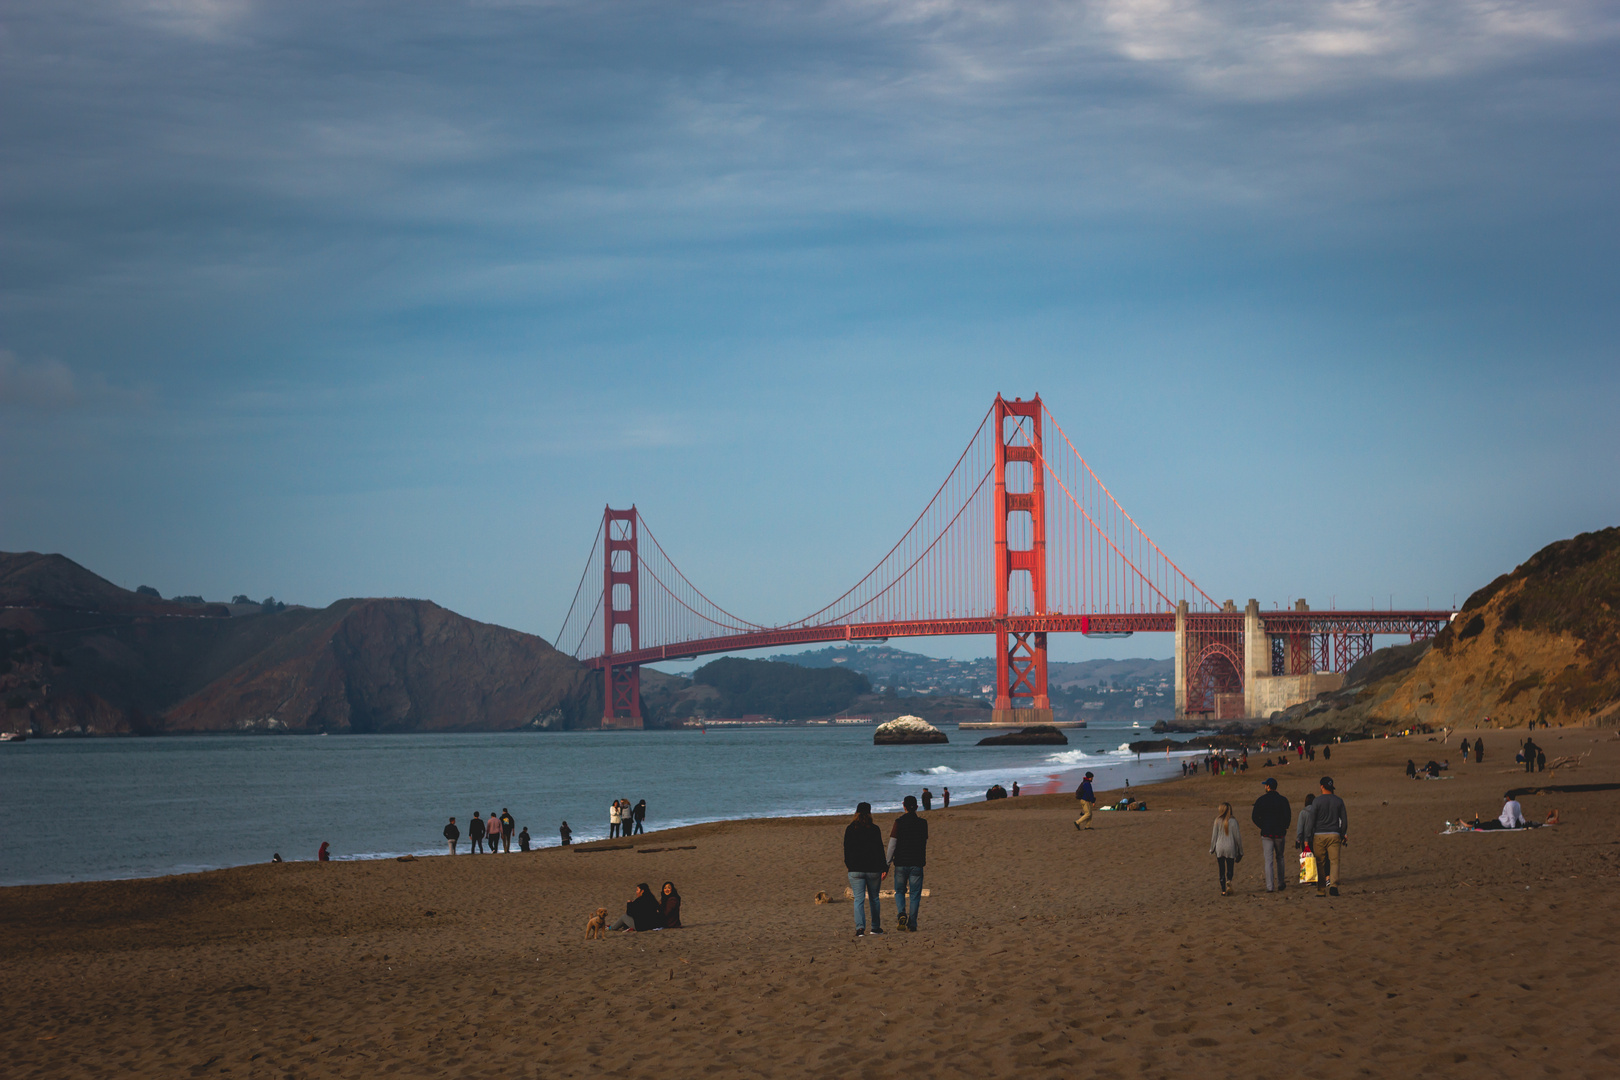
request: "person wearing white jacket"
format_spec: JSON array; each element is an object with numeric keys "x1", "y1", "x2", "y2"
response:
[{"x1": 1210, "y1": 802, "x2": 1244, "y2": 896}]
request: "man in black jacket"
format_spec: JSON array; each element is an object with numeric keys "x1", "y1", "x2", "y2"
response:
[
  {"x1": 444, "y1": 817, "x2": 460, "y2": 855},
  {"x1": 1250, "y1": 779, "x2": 1292, "y2": 893},
  {"x1": 889, "y1": 795, "x2": 929, "y2": 932}
]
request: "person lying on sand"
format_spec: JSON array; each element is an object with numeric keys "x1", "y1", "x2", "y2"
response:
[
  {"x1": 1473, "y1": 794, "x2": 1538, "y2": 830},
  {"x1": 607, "y1": 883, "x2": 664, "y2": 932}
]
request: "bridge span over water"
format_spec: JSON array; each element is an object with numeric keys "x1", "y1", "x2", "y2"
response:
[{"x1": 558, "y1": 395, "x2": 1452, "y2": 727}]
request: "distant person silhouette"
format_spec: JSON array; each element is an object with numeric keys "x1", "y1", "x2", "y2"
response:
[{"x1": 445, "y1": 817, "x2": 460, "y2": 855}]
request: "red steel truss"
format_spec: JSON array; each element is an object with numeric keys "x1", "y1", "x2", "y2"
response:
[{"x1": 551, "y1": 396, "x2": 1455, "y2": 723}]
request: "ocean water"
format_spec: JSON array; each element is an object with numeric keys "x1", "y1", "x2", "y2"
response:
[{"x1": 0, "y1": 720, "x2": 1200, "y2": 886}]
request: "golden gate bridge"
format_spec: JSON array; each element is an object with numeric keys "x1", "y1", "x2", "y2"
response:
[{"x1": 557, "y1": 395, "x2": 1452, "y2": 727}]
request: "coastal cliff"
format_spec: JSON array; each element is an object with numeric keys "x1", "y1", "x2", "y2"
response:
[
  {"x1": 0, "y1": 552, "x2": 596, "y2": 735},
  {"x1": 1281, "y1": 526, "x2": 1620, "y2": 732}
]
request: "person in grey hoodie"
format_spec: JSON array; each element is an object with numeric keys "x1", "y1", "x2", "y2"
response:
[
  {"x1": 1302, "y1": 777, "x2": 1349, "y2": 897},
  {"x1": 1210, "y1": 802, "x2": 1244, "y2": 896}
]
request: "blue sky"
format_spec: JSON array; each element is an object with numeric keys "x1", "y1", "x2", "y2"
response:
[{"x1": 3, "y1": 1, "x2": 1617, "y2": 664}]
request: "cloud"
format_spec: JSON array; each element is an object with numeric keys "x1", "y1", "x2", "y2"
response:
[{"x1": 0, "y1": 352, "x2": 145, "y2": 412}]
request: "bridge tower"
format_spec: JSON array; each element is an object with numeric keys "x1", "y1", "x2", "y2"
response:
[
  {"x1": 601, "y1": 506, "x2": 644, "y2": 729},
  {"x1": 991, "y1": 394, "x2": 1053, "y2": 726}
]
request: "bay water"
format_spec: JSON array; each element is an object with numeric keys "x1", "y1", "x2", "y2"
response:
[{"x1": 0, "y1": 720, "x2": 1199, "y2": 886}]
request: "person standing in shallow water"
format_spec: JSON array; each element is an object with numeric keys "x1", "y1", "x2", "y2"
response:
[
  {"x1": 843, "y1": 802, "x2": 887, "y2": 938},
  {"x1": 921, "y1": 788, "x2": 933, "y2": 812},
  {"x1": 444, "y1": 817, "x2": 460, "y2": 855}
]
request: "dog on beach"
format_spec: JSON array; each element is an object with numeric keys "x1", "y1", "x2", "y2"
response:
[
  {"x1": 585, "y1": 907, "x2": 609, "y2": 940},
  {"x1": 814, "y1": 891, "x2": 830, "y2": 904}
]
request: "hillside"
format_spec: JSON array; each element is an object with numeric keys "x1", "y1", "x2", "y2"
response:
[
  {"x1": 0, "y1": 551, "x2": 229, "y2": 618},
  {"x1": 0, "y1": 552, "x2": 597, "y2": 735},
  {"x1": 1281, "y1": 526, "x2": 1620, "y2": 732}
]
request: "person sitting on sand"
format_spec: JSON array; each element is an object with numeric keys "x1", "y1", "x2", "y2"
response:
[
  {"x1": 607, "y1": 883, "x2": 664, "y2": 932},
  {"x1": 659, "y1": 881, "x2": 682, "y2": 928}
]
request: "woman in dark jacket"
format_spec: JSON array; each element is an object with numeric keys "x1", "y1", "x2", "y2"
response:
[
  {"x1": 659, "y1": 881, "x2": 682, "y2": 929},
  {"x1": 608, "y1": 883, "x2": 663, "y2": 932},
  {"x1": 843, "y1": 802, "x2": 887, "y2": 938}
]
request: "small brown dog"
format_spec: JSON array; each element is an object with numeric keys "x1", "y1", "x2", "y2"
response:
[{"x1": 585, "y1": 907, "x2": 609, "y2": 940}]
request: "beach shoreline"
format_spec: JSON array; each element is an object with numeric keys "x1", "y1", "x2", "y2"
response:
[{"x1": 4, "y1": 726, "x2": 1617, "y2": 1078}]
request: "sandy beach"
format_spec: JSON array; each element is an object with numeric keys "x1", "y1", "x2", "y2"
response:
[{"x1": 4, "y1": 728, "x2": 1619, "y2": 1079}]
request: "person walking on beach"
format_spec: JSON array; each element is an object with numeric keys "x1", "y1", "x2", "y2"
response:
[
  {"x1": 559, "y1": 820, "x2": 572, "y2": 846},
  {"x1": 500, "y1": 809, "x2": 515, "y2": 852},
  {"x1": 922, "y1": 788, "x2": 933, "y2": 812},
  {"x1": 843, "y1": 801, "x2": 887, "y2": 938},
  {"x1": 445, "y1": 817, "x2": 460, "y2": 855},
  {"x1": 518, "y1": 826, "x2": 530, "y2": 852},
  {"x1": 1074, "y1": 772, "x2": 1097, "y2": 831},
  {"x1": 1012, "y1": 781, "x2": 1020, "y2": 797},
  {"x1": 470, "y1": 812, "x2": 487, "y2": 853},
  {"x1": 1251, "y1": 778, "x2": 1292, "y2": 893},
  {"x1": 1210, "y1": 802, "x2": 1243, "y2": 895},
  {"x1": 1537, "y1": 747, "x2": 1546, "y2": 772},
  {"x1": 633, "y1": 799, "x2": 647, "y2": 835},
  {"x1": 1302, "y1": 777, "x2": 1348, "y2": 897},
  {"x1": 487, "y1": 811, "x2": 501, "y2": 853},
  {"x1": 941, "y1": 787, "x2": 950, "y2": 809},
  {"x1": 1474, "y1": 737, "x2": 1485, "y2": 763},
  {"x1": 888, "y1": 795, "x2": 929, "y2": 932},
  {"x1": 609, "y1": 800, "x2": 621, "y2": 839}
]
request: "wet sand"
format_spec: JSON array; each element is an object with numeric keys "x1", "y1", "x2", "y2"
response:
[{"x1": 4, "y1": 728, "x2": 1619, "y2": 1079}]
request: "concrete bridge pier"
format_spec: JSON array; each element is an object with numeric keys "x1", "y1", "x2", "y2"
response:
[{"x1": 1175, "y1": 598, "x2": 1345, "y2": 722}]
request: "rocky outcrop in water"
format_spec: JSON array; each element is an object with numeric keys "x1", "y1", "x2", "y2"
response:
[
  {"x1": 977, "y1": 725, "x2": 1068, "y2": 745},
  {"x1": 873, "y1": 715, "x2": 948, "y2": 744}
]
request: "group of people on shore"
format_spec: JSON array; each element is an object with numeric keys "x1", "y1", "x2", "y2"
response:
[
  {"x1": 442, "y1": 809, "x2": 531, "y2": 854},
  {"x1": 1207, "y1": 775, "x2": 1349, "y2": 897},
  {"x1": 609, "y1": 798, "x2": 647, "y2": 837}
]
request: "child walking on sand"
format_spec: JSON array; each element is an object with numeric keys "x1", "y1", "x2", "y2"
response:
[{"x1": 1210, "y1": 802, "x2": 1243, "y2": 896}]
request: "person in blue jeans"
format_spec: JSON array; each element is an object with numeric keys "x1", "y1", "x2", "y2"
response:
[
  {"x1": 843, "y1": 801, "x2": 887, "y2": 938},
  {"x1": 888, "y1": 795, "x2": 929, "y2": 931}
]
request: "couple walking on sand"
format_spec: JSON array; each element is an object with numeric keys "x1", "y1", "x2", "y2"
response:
[{"x1": 843, "y1": 797, "x2": 928, "y2": 938}]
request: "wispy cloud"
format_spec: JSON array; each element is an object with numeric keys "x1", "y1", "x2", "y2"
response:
[{"x1": 0, "y1": 351, "x2": 147, "y2": 412}]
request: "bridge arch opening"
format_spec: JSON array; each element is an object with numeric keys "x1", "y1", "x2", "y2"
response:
[{"x1": 1187, "y1": 643, "x2": 1243, "y2": 720}]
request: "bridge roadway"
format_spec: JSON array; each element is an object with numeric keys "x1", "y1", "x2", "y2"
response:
[{"x1": 584, "y1": 610, "x2": 1454, "y2": 670}]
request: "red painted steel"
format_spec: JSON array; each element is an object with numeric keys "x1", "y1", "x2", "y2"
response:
[
  {"x1": 993, "y1": 395, "x2": 1050, "y2": 716},
  {"x1": 601, "y1": 507, "x2": 644, "y2": 727},
  {"x1": 553, "y1": 397, "x2": 1456, "y2": 716}
]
